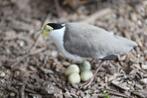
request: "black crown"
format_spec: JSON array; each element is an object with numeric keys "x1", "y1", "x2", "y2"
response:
[{"x1": 47, "y1": 23, "x2": 64, "y2": 30}]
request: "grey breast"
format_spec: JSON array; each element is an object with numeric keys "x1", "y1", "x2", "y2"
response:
[{"x1": 63, "y1": 22, "x2": 137, "y2": 59}]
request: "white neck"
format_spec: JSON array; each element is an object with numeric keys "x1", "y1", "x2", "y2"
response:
[
  {"x1": 50, "y1": 27, "x2": 65, "y2": 51},
  {"x1": 49, "y1": 27, "x2": 84, "y2": 62}
]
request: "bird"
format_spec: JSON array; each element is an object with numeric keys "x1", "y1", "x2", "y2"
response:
[
  {"x1": 42, "y1": 22, "x2": 137, "y2": 62},
  {"x1": 41, "y1": 22, "x2": 137, "y2": 86}
]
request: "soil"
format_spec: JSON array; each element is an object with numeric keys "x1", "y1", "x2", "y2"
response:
[{"x1": 0, "y1": 0, "x2": 147, "y2": 98}]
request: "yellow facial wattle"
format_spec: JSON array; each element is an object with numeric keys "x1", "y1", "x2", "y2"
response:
[{"x1": 41, "y1": 25, "x2": 53, "y2": 38}]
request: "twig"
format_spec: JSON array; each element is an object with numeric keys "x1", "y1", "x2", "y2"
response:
[
  {"x1": 106, "y1": 88, "x2": 131, "y2": 98},
  {"x1": 108, "y1": 90, "x2": 130, "y2": 98},
  {"x1": 10, "y1": 15, "x2": 50, "y2": 69},
  {"x1": 131, "y1": 91, "x2": 146, "y2": 98},
  {"x1": 29, "y1": 47, "x2": 46, "y2": 55},
  {"x1": 20, "y1": 84, "x2": 25, "y2": 98},
  {"x1": 80, "y1": 8, "x2": 112, "y2": 24}
]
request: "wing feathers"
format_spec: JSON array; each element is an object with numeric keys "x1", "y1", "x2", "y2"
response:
[{"x1": 64, "y1": 23, "x2": 137, "y2": 59}]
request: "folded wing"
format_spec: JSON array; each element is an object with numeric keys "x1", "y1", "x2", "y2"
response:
[{"x1": 64, "y1": 23, "x2": 137, "y2": 59}]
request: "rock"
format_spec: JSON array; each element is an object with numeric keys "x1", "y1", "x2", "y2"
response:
[
  {"x1": 141, "y1": 64, "x2": 147, "y2": 70},
  {"x1": 111, "y1": 80, "x2": 130, "y2": 91},
  {"x1": 140, "y1": 78, "x2": 147, "y2": 84},
  {"x1": 0, "y1": 71, "x2": 5, "y2": 78}
]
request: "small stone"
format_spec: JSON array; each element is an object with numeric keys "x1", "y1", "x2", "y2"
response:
[
  {"x1": 0, "y1": 71, "x2": 5, "y2": 78},
  {"x1": 18, "y1": 40, "x2": 25, "y2": 47},
  {"x1": 14, "y1": 70, "x2": 20, "y2": 77},
  {"x1": 28, "y1": 66, "x2": 36, "y2": 71},
  {"x1": 137, "y1": 20, "x2": 142, "y2": 26},
  {"x1": 62, "y1": 61, "x2": 70, "y2": 66},
  {"x1": 68, "y1": 73, "x2": 81, "y2": 84},
  {"x1": 140, "y1": 78, "x2": 147, "y2": 84},
  {"x1": 10, "y1": 92, "x2": 15, "y2": 97},
  {"x1": 130, "y1": 13, "x2": 138, "y2": 22},
  {"x1": 51, "y1": 50, "x2": 58, "y2": 58},
  {"x1": 141, "y1": 64, "x2": 147, "y2": 70},
  {"x1": 64, "y1": 91, "x2": 72, "y2": 98}
]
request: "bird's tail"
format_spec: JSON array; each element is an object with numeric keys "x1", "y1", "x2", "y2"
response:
[{"x1": 116, "y1": 35, "x2": 137, "y2": 47}]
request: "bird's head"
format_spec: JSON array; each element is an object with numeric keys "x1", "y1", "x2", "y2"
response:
[{"x1": 41, "y1": 23, "x2": 65, "y2": 38}]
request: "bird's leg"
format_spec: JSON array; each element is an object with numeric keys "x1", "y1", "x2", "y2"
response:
[{"x1": 81, "y1": 60, "x2": 103, "y2": 88}]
